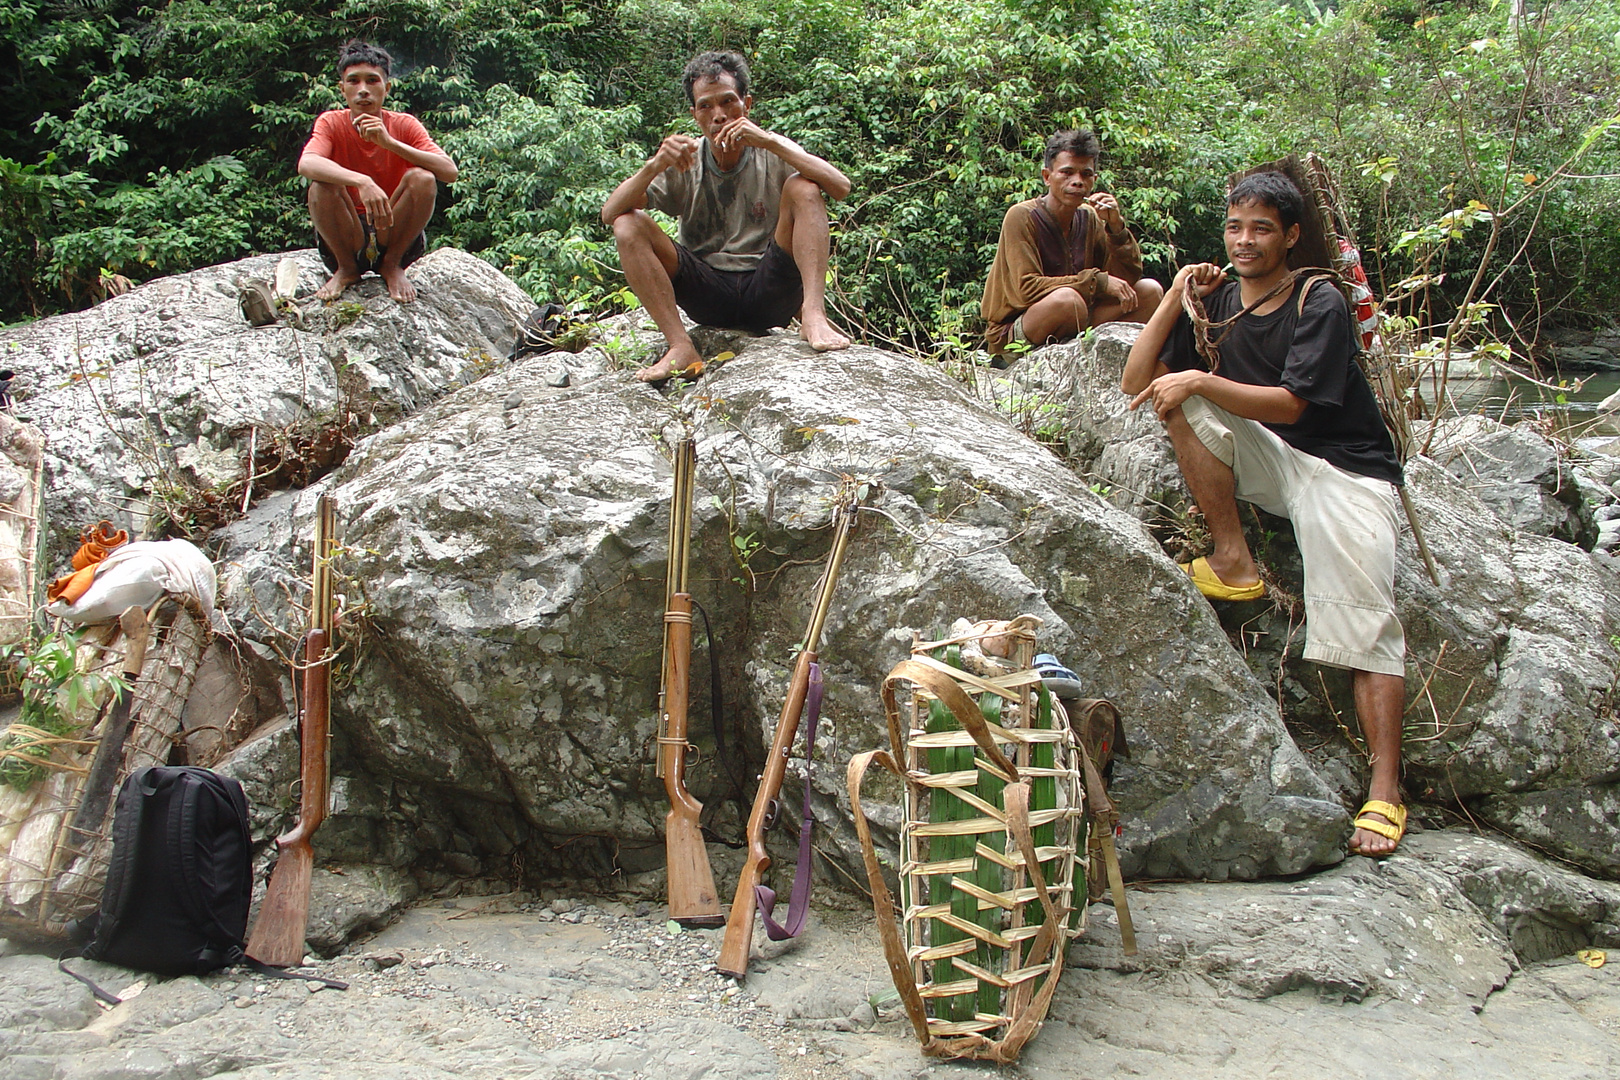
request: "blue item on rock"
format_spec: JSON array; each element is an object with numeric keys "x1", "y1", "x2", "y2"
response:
[{"x1": 1033, "y1": 653, "x2": 1083, "y2": 699}]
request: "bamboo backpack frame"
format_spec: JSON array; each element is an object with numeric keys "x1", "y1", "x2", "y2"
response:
[{"x1": 847, "y1": 621, "x2": 1134, "y2": 1063}]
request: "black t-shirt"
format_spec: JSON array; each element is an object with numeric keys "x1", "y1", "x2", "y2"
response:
[{"x1": 1158, "y1": 279, "x2": 1403, "y2": 485}]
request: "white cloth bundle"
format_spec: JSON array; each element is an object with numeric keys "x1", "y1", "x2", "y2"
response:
[{"x1": 44, "y1": 540, "x2": 217, "y2": 623}]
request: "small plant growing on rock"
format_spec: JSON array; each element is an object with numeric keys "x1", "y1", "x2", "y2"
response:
[{"x1": 0, "y1": 629, "x2": 126, "y2": 791}]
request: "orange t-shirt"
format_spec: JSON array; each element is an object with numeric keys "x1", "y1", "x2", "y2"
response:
[{"x1": 303, "y1": 109, "x2": 444, "y2": 213}]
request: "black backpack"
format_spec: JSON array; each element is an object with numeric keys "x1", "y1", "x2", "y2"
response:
[
  {"x1": 508, "y1": 302, "x2": 570, "y2": 361},
  {"x1": 74, "y1": 766, "x2": 253, "y2": 976}
]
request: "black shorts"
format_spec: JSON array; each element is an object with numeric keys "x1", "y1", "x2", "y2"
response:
[
  {"x1": 316, "y1": 212, "x2": 427, "y2": 275},
  {"x1": 672, "y1": 241, "x2": 803, "y2": 333}
]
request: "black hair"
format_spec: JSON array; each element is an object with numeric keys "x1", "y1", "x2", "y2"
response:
[
  {"x1": 337, "y1": 40, "x2": 393, "y2": 79},
  {"x1": 1043, "y1": 130, "x2": 1101, "y2": 169},
  {"x1": 682, "y1": 51, "x2": 750, "y2": 104},
  {"x1": 1227, "y1": 170, "x2": 1304, "y2": 231}
]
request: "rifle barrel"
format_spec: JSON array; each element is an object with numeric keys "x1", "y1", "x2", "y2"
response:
[
  {"x1": 314, "y1": 495, "x2": 335, "y2": 637},
  {"x1": 717, "y1": 492, "x2": 858, "y2": 978}
]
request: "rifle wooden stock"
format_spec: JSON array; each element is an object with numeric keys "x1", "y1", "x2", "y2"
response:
[
  {"x1": 661, "y1": 593, "x2": 722, "y2": 925},
  {"x1": 247, "y1": 495, "x2": 336, "y2": 967},
  {"x1": 716, "y1": 648, "x2": 817, "y2": 977},
  {"x1": 717, "y1": 495, "x2": 856, "y2": 979},
  {"x1": 245, "y1": 628, "x2": 329, "y2": 966},
  {"x1": 659, "y1": 439, "x2": 722, "y2": 926}
]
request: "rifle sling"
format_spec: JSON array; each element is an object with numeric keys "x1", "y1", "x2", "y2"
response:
[
  {"x1": 691, "y1": 600, "x2": 739, "y2": 797},
  {"x1": 753, "y1": 662, "x2": 823, "y2": 940}
]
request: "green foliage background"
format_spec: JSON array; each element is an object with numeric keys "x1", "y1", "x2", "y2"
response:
[{"x1": 2, "y1": 0, "x2": 1616, "y2": 350}]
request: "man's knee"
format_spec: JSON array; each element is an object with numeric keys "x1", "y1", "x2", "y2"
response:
[
  {"x1": 611, "y1": 209, "x2": 654, "y2": 248},
  {"x1": 781, "y1": 175, "x2": 827, "y2": 216},
  {"x1": 1135, "y1": 277, "x2": 1165, "y2": 314},
  {"x1": 307, "y1": 180, "x2": 347, "y2": 211},
  {"x1": 399, "y1": 167, "x2": 437, "y2": 199},
  {"x1": 1027, "y1": 286, "x2": 1089, "y2": 338},
  {"x1": 1166, "y1": 398, "x2": 1235, "y2": 467}
]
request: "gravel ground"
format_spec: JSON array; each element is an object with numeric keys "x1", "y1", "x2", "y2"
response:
[{"x1": 6, "y1": 833, "x2": 1620, "y2": 1079}]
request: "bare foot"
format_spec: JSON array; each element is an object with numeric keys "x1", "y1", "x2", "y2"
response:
[
  {"x1": 1349, "y1": 814, "x2": 1399, "y2": 856},
  {"x1": 378, "y1": 264, "x2": 417, "y2": 303},
  {"x1": 315, "y1": 268, "x2": 361, "y2": 301},
  {"x1": 800, "y1": 311, "x2": 851, "y2": 352},
  {"x1": 637, "y1": 343, "x2": 703, "y2": 383}
]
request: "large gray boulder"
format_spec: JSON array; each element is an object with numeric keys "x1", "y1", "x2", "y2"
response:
[
  {"x1": 212, "y1": 326, "x2": 1348, "y2": 884},
  {"x1": 1424, "y1": 414, "x2": 1598, "y2": 548},
  {"x1": 0, "y1": 248, "x2": 532, "y2": 556},
  {"x1": 1050, "y1": 324, "x2": 1620, "y2": 877},
  {"x1": 19, "y1": 247, "x2": 1620, "y2": 897}
]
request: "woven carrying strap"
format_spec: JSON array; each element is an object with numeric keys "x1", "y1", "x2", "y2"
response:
[
  {"x1": 848, "y1": 660, "x2": 1070, "y2": 1063},
  {"x1": 1067, "y1": 699, "x2": 1135, "y2": 954}
]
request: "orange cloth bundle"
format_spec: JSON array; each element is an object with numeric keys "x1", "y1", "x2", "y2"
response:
[{"x1": 47, "y1": 521, "x2": 129, "y2": 604}]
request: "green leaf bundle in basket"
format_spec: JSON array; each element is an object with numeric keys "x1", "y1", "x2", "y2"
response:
[{"x1": 848, "y1": 616, "x2": 1133, "y2": 1063}]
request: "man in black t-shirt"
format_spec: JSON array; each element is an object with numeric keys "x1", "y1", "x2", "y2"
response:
[{"x1": 1121, "y1": 171, "x2": 1408, "y2": 858}]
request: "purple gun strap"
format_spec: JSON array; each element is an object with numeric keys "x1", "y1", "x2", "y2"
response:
[{"x1": 754, "y1": 661, "x2": 823, "y2": 941}]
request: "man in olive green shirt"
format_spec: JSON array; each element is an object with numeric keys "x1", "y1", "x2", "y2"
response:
[{"x1": 602, "y1": 51, "x2": 852, "y2": 381}]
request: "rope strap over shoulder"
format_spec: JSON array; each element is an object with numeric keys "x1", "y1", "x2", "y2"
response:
[{"x1": 1181, "y1": 267, "x2": 1340, "y2": 374}]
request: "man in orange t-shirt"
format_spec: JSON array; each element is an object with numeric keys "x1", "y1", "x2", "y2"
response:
[{"x1": 299, "y1": 40, "x2": 458, "y2": 303}]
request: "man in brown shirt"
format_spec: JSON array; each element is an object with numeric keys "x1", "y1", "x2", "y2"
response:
[
  {"x1": 602, "y1": 51, "x2": 851, "y2": 382},
  {"x1": 981, "y1": 130, "x2": 1163, "y2": 358}
]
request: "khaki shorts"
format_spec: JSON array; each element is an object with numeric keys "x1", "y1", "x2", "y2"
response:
[
  {"x1": 984, "y1": 314, "x2": 1030, "y2": 356},
  {"x1": 1181, "y1": 396, "x2": 1405, "y2": 676}
]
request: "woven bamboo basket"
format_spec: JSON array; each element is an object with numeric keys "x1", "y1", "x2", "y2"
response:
[
  {"x1": 0, "y1": 597, "x2": 210, "y2": 943},
  {"x1": 849, "y1": 619, "x2": 1096, "y2": 1063}
]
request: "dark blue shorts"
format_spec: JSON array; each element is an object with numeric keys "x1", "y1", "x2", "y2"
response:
[
  {"x1": 672, "y1": 240, "x2": 803, "y2": 333},
  {"x1": 315, "y1": 212, "x2": 426, "y2": 275}
]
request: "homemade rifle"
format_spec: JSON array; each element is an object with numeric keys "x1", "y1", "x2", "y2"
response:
[
  {"x1": 246, "y1": 494, "x2": 337, "y2": 967},
  {"x1": 716, "y1": 489, "x2": 858, "y2": 979},
  {"x1": 67, "y1": 606, "x2": 151, "y2": 840},
  {"x1": 658, "y1": 438, "x2": 723, "y2": 927}
]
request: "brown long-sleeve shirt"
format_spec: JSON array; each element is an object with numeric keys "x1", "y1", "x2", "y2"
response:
[{"x1": 980, "y1": 197, "x2": 1143, "y2": 333}]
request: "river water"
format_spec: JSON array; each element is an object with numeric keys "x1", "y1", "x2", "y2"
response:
[{"x1": 1420, "y1": 366, "x2": 1620, "y2": 441}]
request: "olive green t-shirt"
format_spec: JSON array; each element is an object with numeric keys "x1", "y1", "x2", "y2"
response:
[{"x1": 646, "y1": 140, "x2": 797, "y2": 272}]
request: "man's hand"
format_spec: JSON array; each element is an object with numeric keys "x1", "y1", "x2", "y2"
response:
[
  {"x1": 1104, "y1": 274, "x2": 1138, "y2": 313},
  {"x1": 714, "y1": 117, "x2": 774, "y2": 154},
  {"x1": 353, "y1": 113, "x2": 389, "y2": 144},
  {"x1": 651, "y1": 134, "x2": 699, "y2": 174},
  {"x1": 355, "y1": 176, "x2": 393, "y2": 228},
  {"x1": 1086, "y1": 192, "x2": 1125, "y2": 229},
  {"x1": 351, "y1": 117, "x2": 397, "y2": 226},
  {"x1": 1128, "y1": 369, "x2": 1206, "y2": 420},
  {"x1": 1171, "y1": 262, "x2": 1226, "y2": 301}
]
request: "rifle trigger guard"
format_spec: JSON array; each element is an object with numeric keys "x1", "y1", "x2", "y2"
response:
[{"x1": 762, "y1": 797, "x2": 780, "y2": 829}]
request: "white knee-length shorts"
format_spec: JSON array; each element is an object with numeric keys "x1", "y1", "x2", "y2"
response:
[{"x1": 1182, "y1": 396, "x2": 1406, "y2": 676}]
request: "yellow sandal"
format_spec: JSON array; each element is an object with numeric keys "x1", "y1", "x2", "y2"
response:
[
  {"x1": 1350, "y1": 799, "x2": 1407, "y2": 856},
  {"x1": 1180, "y1": 557, "x2": 1265, "y2": 602}
]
